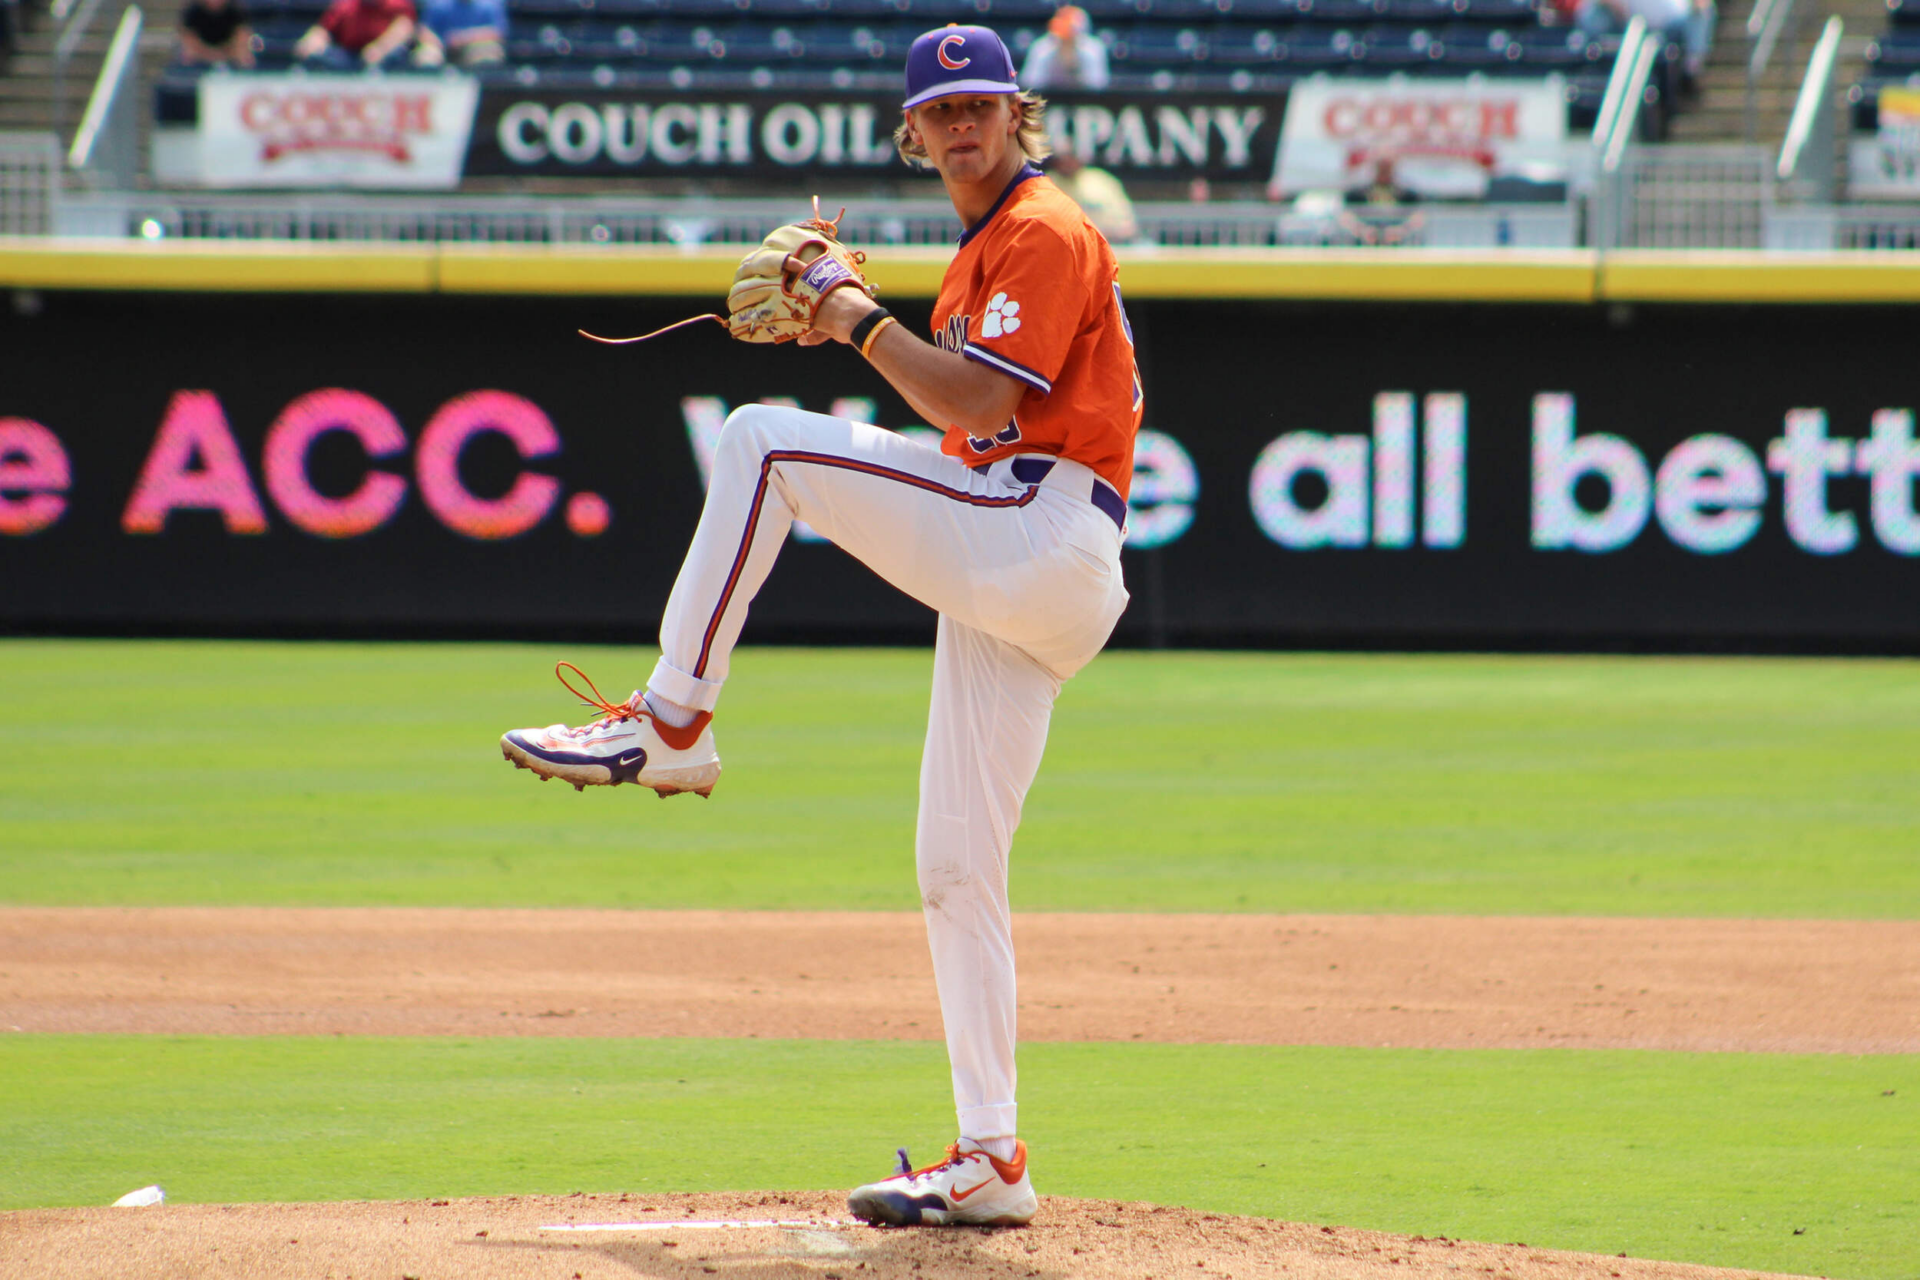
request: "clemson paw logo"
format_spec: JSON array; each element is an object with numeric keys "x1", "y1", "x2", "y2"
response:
[{"x1": 981, "y1": 292, "x2": 1022, "y2": 339}]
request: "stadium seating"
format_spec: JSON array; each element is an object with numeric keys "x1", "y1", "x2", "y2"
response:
[
  {"x1": 1851, "y1": 0, "x2": 1920, "y2": 129},
  {"x1": 222, "y1": 0, "x2": 1614, "y2": 93},
  {"x1": 157, "y1": 0, "x2": 1668, "y2": 142},
  {"x1": 0, "y1": 0, "x2": 21, "y2": 63}
]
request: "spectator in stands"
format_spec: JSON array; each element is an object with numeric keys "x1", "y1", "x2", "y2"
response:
[
  {"x1": 177, "y1": 0, "x2": 255, "y2": 67},
  {"x1": 1338, "y1": 156, "x2": 1423, "y2": 245},
  {"x1": 1344, "y1": 155, "x2": 1419, "y2": 208},
  {"x1": 1049, "y1": 143, "x2": 1140, "y2": 243},
  {"x1": 1020, "y1": 5, "x2": 1109, "y2": 91},
  {"x1": 411, "y1": 0, "x2": 505, "y2": 67},
  {"x1": 293, "y1": 0, "x2": 416, "y2": 69},
  {"x1": 1576, "y1": 0, "x2": 1714, "y2": 80}
]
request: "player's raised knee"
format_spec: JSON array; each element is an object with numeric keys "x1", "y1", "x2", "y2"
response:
[{"x1": 718, "y1": 402, "x2": 787, "y2": 457}]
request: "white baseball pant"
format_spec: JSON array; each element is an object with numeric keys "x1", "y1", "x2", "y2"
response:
[{"x1": 645, "y1": 403, "x2": 1130, "y2": 1142}]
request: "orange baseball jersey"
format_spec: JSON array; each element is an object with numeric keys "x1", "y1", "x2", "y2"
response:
[{"x1": 930, "y1": 166, "x2": 1143, "y2": 498}]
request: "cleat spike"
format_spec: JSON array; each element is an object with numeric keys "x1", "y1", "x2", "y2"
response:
[
  {"x1": 573, "y1": 782, "x2": 585, "y2": 792},
  {"x1": 541, "y1": 774, "x2": 551, "y2": 781}
]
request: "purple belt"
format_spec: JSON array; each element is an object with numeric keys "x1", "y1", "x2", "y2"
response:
[{"x1": 1005, "y1": 456, "x2": 1128, "y2": 534}]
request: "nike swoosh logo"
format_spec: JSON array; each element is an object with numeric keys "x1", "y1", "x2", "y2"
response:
[
  {"x1": 950, "y1": 1177, "x2": 998, "y2": 1202},
  {"x1": 616, "y1": 752, "x2": 645, "y2": 766}
]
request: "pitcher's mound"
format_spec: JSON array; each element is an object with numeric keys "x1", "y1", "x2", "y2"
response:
[{"x1": 3, "y1": 1191, "x2": 1811, "y2": 1280}]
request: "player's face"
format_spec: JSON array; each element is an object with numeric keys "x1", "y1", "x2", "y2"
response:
[{"x1": 909, "y1": 94, "x2": 1021, "y2": 183}]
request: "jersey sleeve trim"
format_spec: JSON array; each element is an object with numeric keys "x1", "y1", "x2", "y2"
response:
[{"x1": 962, "y1": 342, "x2": 1052, "y2": 395}]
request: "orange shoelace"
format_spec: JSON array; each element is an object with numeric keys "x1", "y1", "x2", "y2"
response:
[
  {"x1": 896, "y1": 1143, "x2": 979, "y2": 1180},
  {"x1": 554, "y1": 661, "x2": 638, "y2": 726}
]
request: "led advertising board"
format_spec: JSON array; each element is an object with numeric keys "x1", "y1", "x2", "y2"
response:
[{"x1": 3, "y1": 293, "x2": 1915, "y2": 647}]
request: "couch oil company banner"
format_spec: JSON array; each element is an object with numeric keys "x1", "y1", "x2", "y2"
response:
[
  {"x1": 163, "y1": 73, "x2": 479, "y2": 188},
  {"x1": 464, "y1": 89, "x2": 1283, "y2": 181},
  {"x1": 2, "y1": 293, "x2": 1915, "y2": 647},
  {"x1": 1271, "y1": 76, "x2": 1569, "y2": 199}
]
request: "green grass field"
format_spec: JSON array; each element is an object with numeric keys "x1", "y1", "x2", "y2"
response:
[
  {"x1": 2, "y1": 639, "x2": 1917, "y2": 915},
  {"x1": 3, "y1": 639, "x2": 1916, "y2": 1278},
  {"x1": 2, "y1": 1036, "x2": 1913, "y2": 1278}
]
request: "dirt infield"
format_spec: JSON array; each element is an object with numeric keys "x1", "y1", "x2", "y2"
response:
[
  {"x1": 2, "y1": 908, "x2": 1915, "y2": 1052},
  {"x1": 7, "y1": 908, "x2": 1906, "y2": 1279},
  {"x1": 1, "y1": 1191, "x2": 1813, "y2": 1280}
]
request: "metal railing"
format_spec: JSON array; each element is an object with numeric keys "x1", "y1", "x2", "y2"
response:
[
  {"x1": 1621, "y1": 145, "x2": 1771, "y2": 247},
  {"x1": 52, "y1": 0, "x2": 111, "y2": 142},
  {"x1": 80, "y1": 194, "x2": 964, "y2": 244},
  {"x1": 1766, "y1": 203, "x2": 1920, "y2": 249},
  {"x1": 68, "y1": 5, "x2": 143, "y2": 189},
  {"x1": 1591, "y1": 14, "x2": 1649, "y2": 164},
  {"x1": 1590, "y1": 16, "x2": 1658, "y2": 249},
  {"x1": 0, "y1": 132, "x2": 62, "y2": 234},
  {"x1": 55, "y1": 190, "x2": 1581, "y2": 248},
  {"x1": 1775, "y1": 15, "x2": 1843, "y2": 204},
  {"x1": 1746, "y1": 0, "x2": 1799, "y2": 143},
  {"x1": 1589, "y1": 15, "x2": 1777, "y2": 250}
]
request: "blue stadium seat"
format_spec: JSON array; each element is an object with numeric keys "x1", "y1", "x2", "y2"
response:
[
  {"x1": 1363, "y1": 23, "x2": 1443, "y2": 65},
  {"x1": 1295, "y1": 0, "x2": 1387, "y2": 23},
  {"x1": 1509, "y1": 23, "x2": 1598, "y2": 68},
  {"x1": 1283, "y1": 23, "x2": 1361, "y2": 63},
  {"x1": 1452, "y1": 0, "x2": 1535, "y2": 22},
  {"x1": 1108, "y1": 23, "x2": 1209, "y2": 63},
  {"x1": 1867, "y1": 32, "x2": 1920, "y2": 73},
  {"x1": 1220, "y1": 0, "x2": 1307, "y2": 18},
  {"x1": 1147, "y1": 0, "x2": 1236, "y2": 19},
  {"x1": 1078, "y1": 0, "x2": 1154, "y2": 19},
  {"x1": 1384, "y1": 0, "x2": 1454, "y2": 23},
  {"x1": 801, "y1": 22, "x2": 890, "y2": 59},
  {"x1": 1890, "y1": 0, "x2": 1920, "y2": 27},
  {"x1": 637, "y1": 20, "x2": 727, "y2": 57},
  {"x1": 1206, "y1": 22, "x2": 1288, "y2": 62},
  {"x1": 978, "y1": 0, "x2": 1055, "y2": 17},
  {"x1": 822, "y1": 0, "x2": 917, "y2": 18},
  {"x1": 1438, "y1": 22, "x2": 1520, "y2": 64}
]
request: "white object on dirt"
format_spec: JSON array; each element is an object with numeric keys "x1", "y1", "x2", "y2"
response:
[{"x1": 111, "y1": 1186, "x2": 166, "y2": 1207}]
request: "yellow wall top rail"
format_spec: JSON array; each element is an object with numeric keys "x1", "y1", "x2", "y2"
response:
[{"x1": 3, "y1": 238, "x2": 1919, "y2": 303}]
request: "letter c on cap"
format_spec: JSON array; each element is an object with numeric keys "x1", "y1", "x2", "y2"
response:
[{"x1": 937, "y1": 34, "x2": 970, "y2": 69}]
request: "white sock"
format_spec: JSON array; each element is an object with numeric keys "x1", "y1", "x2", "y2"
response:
[
  {"x1": 642, "y1": 690, "x2": 700, "y2": 729},
  {"x1": 969, "y1": 1136, "x2": 1018, "y2": 1163}
]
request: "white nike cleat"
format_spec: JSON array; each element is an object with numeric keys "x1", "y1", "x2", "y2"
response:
[
  {"x1": 847, "y1": 1140, "x2": 1037, "y2": 1228},
  {"x1": 500, "y1": 662, "x2": 721, "y2": 798}
]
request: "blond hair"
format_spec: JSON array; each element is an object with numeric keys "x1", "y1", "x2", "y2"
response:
[{"x1": 894, "y1": 91, "x2": 1052, "y2": 169}]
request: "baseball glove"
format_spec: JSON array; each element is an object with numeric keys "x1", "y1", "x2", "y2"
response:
[
  {"x1": 725, "y1": 202, "x2": 877, "y2": 343},
  {"x1": 578, "y1": 199, "x2": 875, "y2": 348}
]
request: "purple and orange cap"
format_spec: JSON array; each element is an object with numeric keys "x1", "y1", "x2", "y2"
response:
[{"x1": 902, "y1": 24, "x2": 1021, "y2": 109}]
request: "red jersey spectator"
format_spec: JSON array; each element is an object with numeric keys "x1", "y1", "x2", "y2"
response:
[{"x1": 294, "y1": 0, "x2": 416, "y2": 68}]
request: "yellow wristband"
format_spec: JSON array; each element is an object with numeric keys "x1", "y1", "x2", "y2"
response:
[{"x1": 859, "y1": 315, "x2": 897, "y2": 359}]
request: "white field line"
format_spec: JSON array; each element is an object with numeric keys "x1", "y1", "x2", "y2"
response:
[{"x1": 539, "y1": 1219, "x2": 856, "y2": 1232}]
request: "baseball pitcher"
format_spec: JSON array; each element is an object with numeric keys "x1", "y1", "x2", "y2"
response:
[{"x1": 501, "y1": 22, "x2": 1141, "y2": 1227}]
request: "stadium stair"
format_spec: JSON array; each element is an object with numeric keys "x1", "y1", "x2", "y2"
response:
[
  {"x1": 0, "y1": 0, "x2": 181, "y2": 184},
  {"x1": 1666, "y1": 0, "x2": 1876, "y2": 145}
]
